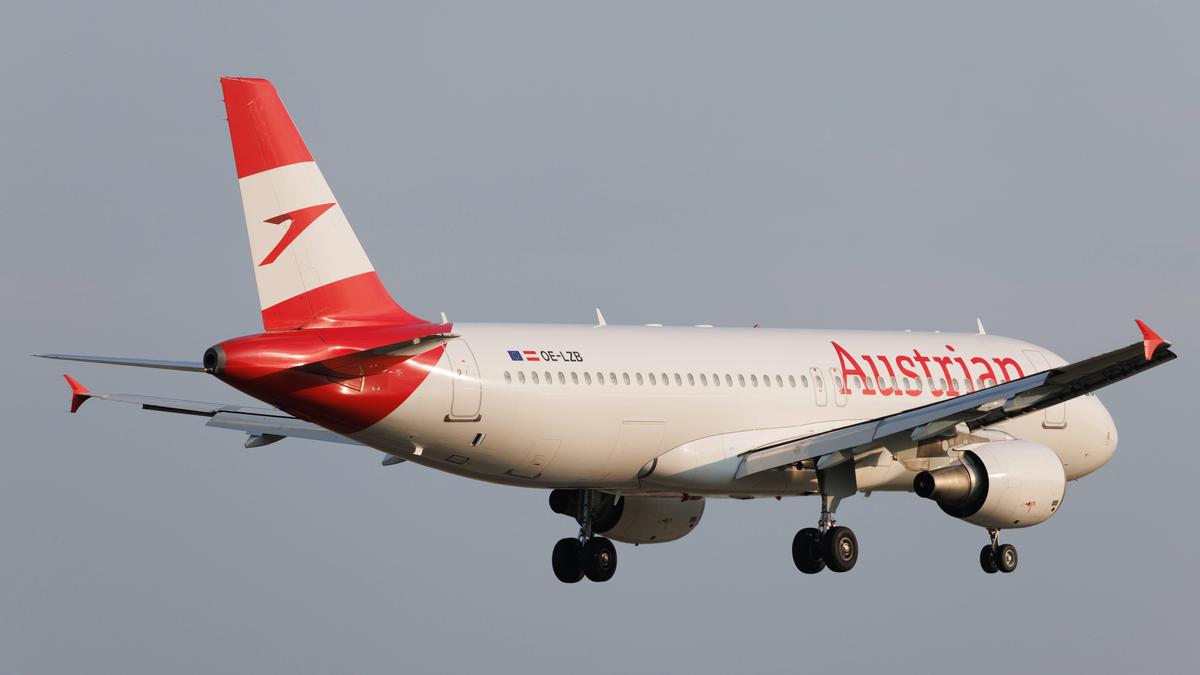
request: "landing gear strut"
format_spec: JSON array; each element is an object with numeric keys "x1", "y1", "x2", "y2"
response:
[
  {"x1": 549, "y1": 489, "x2": 618, "y2": 584},
  {"x1": 792, "y1": 464, "x2": 859, "y2": 575},
  {"x1": 979, "y1": 528, "x2": 1018, "y2": 574}
]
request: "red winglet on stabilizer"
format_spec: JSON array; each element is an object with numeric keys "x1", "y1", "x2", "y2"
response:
[
  {"x1": 63, "y1": 374, "x2": 92, "y2": 413},
  {"x1": 1135, "y1": 319, "x2": 1168, "y2": 361}
]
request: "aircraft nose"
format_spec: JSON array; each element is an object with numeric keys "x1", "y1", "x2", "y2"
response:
[{"x1": 1083, "y1": 395, "x2": 1118, "y2": 475}]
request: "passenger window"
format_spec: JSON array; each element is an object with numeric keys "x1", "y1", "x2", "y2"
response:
[
  {"x1": 518, "y1": 372, "x2": 526, "y2": 384},
  {"x1": 916, "y1": 378, "x2": 923, "y2": 392},
  {"x1": 531, "y1": 372, "x2": 540, "y2": 384},
  {"x1": 726, "y1": 374, "x2": 734, "y2": 387},
  {"x1": 700, "y1": 374, "x2": 708, "y2": 386},
  {"x1": 610, "y1": 373, "x2": 618, "y2": 385},
  {"x1": 951, "y1": 378, "x2": 959, "y2": 391},
  {"x1": 763, "y1": 374, "x2": 771, "y2": 388},
  {"x1": 902, "y1": 377, "x2": 910, "y2": 390},
  {"x1": 584, "y1": 372, "x2": 592, "y2": 385},
  {"x1": 674, "y1": 373, "x2": 682, "y2": 386},
  {"x1": 636, "y1": 373, "x2": 644, "y2": 385},
  {"x1": 622, "y1": 373, "x2": 630, "y2": 385},
  {"x1": 662, "y1": 372, "x2": 670, "y2": 386},
  {"x1": 571, "y1": 372, "x2": 579, "y2": 385},
  {"x1": 649, "y1": 373, "x2": 657, "y2": 385},
  {"x1": 751, "y1": 374, "x2": 759, "y2": 387},
  {"x1": 835, "y1": 376, "x2": 843, "y2": 390},
  {"x1": 777, "y1": 375, "x2": 784, "y2": 388},
  {"x1": 687, "y1": 373, "x2": 695, "y2": 386},
  {"x1": 815, "y1": 375, "x2": 823, "y2": 387},
  {"x1": 939, "y1": 378, "x2": 946, "y2": 390},
  {"x1": 504, "y1": 371, "x2": 512, "y2": 384},
  {"x1": 800, "y1": 375, "x2": 808, "y2": 388},
  {"x1": 738, "y1": 374, "x2": 746, "y2": 387}
]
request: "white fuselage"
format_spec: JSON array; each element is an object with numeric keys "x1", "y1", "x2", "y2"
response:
[{"x1": 350, "y1": 324, "x2": 1118, "y2": 496}]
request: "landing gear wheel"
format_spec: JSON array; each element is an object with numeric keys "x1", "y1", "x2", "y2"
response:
[
  {"x1": 552, "y1": 538, "x2": 584, "y2": 584},
  {"x1": 821, "y1": 526, "x2": 858, "y2": 573},
  {"x1": 582, "y1": 537, "x2": 618, "y2": 582},
  {"x1": 792, "y1": 528, "x2": 825, "y2": 574},
  {"x1": 979, "y1": 545, "x2": 999, "y2": 574},
  {"x1": 996, "y1": 543, "x2": 1018, "y2": 573}
]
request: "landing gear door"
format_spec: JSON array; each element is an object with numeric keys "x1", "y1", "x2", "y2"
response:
[
  {"x1": 445, "y1": 339, "x2": 482, "y2": 421},
  {"x1": 1023, "y1": 349, "x2": 1066, "y2": 429}
]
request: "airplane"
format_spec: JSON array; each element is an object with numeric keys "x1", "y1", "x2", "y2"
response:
[{"x1": 39, "y1": 77, "x2": 1177, "y2": 583}]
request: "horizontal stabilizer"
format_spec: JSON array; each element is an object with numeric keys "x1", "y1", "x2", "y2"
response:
[
  {"x1": 59, "y1": 383, "x2": 359, "y2": 447},
  {"x1": 37, "y1": 354, "x2": 206, "y2": 372}
]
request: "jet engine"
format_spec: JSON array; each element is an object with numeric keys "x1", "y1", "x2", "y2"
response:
[
  {"x1": 912, "y1": 440, "x2": 1066, "y2": 529},
  {"x1": 549, "y1": 491, "x2": 705, "y2": 544}
]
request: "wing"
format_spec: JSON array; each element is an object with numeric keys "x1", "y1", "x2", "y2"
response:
[
  {"x1": 735, "y1": 320, "x2": 1177, "y2": 479},
  {"x1": 59, "y1": 375, "x2": 360, "y2": 447}
]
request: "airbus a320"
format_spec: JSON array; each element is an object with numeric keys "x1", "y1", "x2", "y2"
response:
[{"x1": 41, "y1": 77, "x2": 1177, "y2": 583}]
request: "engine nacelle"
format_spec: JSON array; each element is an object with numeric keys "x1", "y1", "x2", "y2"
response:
[
  {"x1": 549, "y1": 491, "x2": 705, "y2": 544},
  {"x1": 602, "y1": 496, "x2": 705, "y2": 544},
  {"x1": 913, "y1": 440, "x2": 1066, "y2": 529}
]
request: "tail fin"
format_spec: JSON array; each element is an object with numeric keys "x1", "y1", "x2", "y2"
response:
[{"x1": 220, "y1": 77, "x2": 423, "y2": 331}]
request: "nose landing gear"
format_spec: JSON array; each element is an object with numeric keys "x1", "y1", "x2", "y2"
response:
[{"x1": 979, "y1": 528, "x2": 1018, "y2": 574}]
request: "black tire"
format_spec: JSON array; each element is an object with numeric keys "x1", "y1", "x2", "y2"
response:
[
  {"x1": 979, "y1": 545, "x2": 999, "y2": 574},
  {"x1": 552, "y1": 538, "x2": 584, "y2": 583},
  {"x1": 821, "y1": 526, "x2": 858, "y2": 573},
  {"x1": 582, "y1": 537, "x2": 618, "y2": 582},
  {"x1": 996, "y1": 543, "x2": 1018, "y2": 574},
  {"x1": 791, "y1": 528, "x2": 825, "y2": 574}
]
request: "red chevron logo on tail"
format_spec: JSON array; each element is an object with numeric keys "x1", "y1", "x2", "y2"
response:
[{"x1": 259, "y1": 202, "x2": 336, "y2": 266}]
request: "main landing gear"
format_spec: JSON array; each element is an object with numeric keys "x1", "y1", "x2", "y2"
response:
[
  {"x1": 792, "y1": 462, "x2": 860, "y2": 575},
  {"x1": 791, "y1": 492, "x2": 859, "y2": 574},
  {"x1": 550, "y1": 489, "x2": 618, "y2": 584},
  {"x1": 979, "y1": 528, "x2": 1018, "y2": 574}
]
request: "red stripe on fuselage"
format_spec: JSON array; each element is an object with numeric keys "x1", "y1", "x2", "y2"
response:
[{"x1": 213, "y1": 325, "x2": 450, "y2": 434}]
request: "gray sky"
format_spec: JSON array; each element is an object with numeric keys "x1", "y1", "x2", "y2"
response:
[{"x1": 2, "y1": 2, "x2": 1197, "y2": 673}]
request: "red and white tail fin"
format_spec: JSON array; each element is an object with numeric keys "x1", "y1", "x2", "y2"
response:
[{"x1": 221, "y1": 77, "x2": 423, "y2": 331}]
